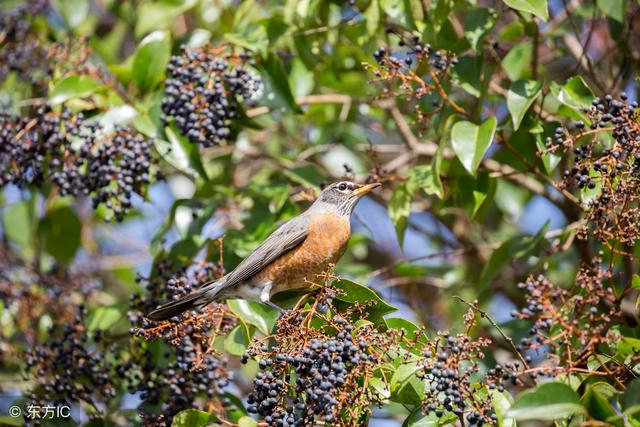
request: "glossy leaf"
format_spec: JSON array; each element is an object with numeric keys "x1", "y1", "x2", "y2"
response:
[
  {"x1": 582, "y1": 384, "x2": 618, "y2": 422},
  {"x1": 132, "y1": 31, "x2": 171, "y2": 94},
  {"x1": 490, "y1": 389, "x2": 516, "y2": 427},
  {"x1": 507, "y1": 381, "x2": 584, "y2": 420},
  {"x1": 3, "y1": 201, "x2": 35, "y2": 251},
  {"x1": 597, "y1": 0, "x2": 624, "y2": 22},
  {"x1": 409, "y1": 164, "x2": 443, "y2": 199},
  {"x1": 368, "y1": 377, "x2": 391, "y2": 399},
  {"x1": 388, "y1": 179, "x2": 416, "y2": 248},
  {"x1": 463, "y1": 8, "x2": 498, "y2": 51},
  {"x1": 224, "y1": 324, "x2": 251, "y2": 356},
  {"x1": 38, "y1": 205, "x2": 82, "y2": 265},
  {"x1": 157, "y1": 126, "x2": 208, "y2": 180},
  {"x1": 365, "y1": 0, "x2": 381, "y2": 36},
  {"x1": 402, "y1": 409, "x2": 457, "y2": 426},
  {"x1": 333, "y1": 279, "x2": 397, "y2": 320},
  {"x1": 238, "y1": 416, "x2": 258, "y2": 427},
  {"x1": 171, "y1": 409, "x2": 219, "y2": 427},
  {"x1": 558, "y1": 76, "x2": 594, "y2": 109},
  {"x1": 227, "y1": 300, "x2": 279, "y2": 335},
  {"x1": 451, "y1": 55, "x2": 482, "y2": 97},
  {"x1": 50, "y1": 76, "x2": 98, "y2": 104},
  {"x1": 451, "y1": 117, "x2": 497, "y2": 176},
  {"x1": 135, "y1": 0, "x2": 198, "y2": 37},
  {"x1": 86, "y1": 307, "x2": 121, "y2": 332},
  {"x1": 501, "y1": 42, "x2": 532, "y2": 81},
  {"x1": 389, "y1": 362, "x2": 424, "y2": 405},
  {"x1": 618, "y1": 379, "x2": 640, "y2": 422},
  {"x1": 502, "y1": 0, "x2": 548, "y2": 21},
  {"x1": 54, "y1": 0, "x2": 89, "y2": 28},
  {"x1": 507, "y1": 80, "x2": 542, "y2": 130},
  {"x1": 259, "y1": 54, "x2": 301, "y2": 113}
]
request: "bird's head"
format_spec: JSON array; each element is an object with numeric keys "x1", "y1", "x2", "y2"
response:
[{"x1": 311, "y1": 181, "x2": 381, "y2": 216}]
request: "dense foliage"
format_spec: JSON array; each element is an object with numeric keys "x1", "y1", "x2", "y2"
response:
[{"x1": 0, "y1": 0, "x2": 639, "y2": 426}]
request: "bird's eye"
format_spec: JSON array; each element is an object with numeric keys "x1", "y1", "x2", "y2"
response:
[{"x1": 338, "y1": 183, "x2": 347, "y2": 191}]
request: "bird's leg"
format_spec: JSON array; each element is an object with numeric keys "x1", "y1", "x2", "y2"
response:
[
  {"x1": 263, "y1": 300, "x2": 288, "y2": 314},
  {"x1": 259, "y1": 283, "x2": 287, "y2": 314}
]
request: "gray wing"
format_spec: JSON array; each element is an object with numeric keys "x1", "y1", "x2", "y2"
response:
[{"x1": 223, "y1": 215, "x2": 309, "y2": 288}]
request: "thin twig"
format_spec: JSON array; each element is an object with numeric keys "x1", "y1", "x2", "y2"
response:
[{"x1": 452, "y1": 296, "x2": 534, "y2": 383}]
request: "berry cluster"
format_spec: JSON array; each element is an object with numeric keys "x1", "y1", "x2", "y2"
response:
[
  {"x1": 367, "y1": 35, "x2": 458, "y2": 100},
  {"x1": 122, "y1": 336, "x2": 232, "y2": 424},
  {"x1": 25, "y1": 306, "x2": 118, "y2": 413},
  {"x1": 510, "y1": 265, "x2": 633, "y2": 382},
  {"x1": 244, "y1": 310, "x2": 389, "y2": 427},
  {"x1": 0, "y1": 0, "x2": 51, "y2": 86},
  {"x1": 0, "y1": 108, "x2": 156, "y2": 221},
  {"x1": 418, "y1": 309, "x2": 497, "y2": 426},
  {"x1": 544, "y1": 91, "x2": 640, "y2": 245},
  {"x1": 0, "y1": 244, "x2": 100, "y2": 361},
  {"x1": 130, "y1": 258, "x2": 235, "y2": 422},
  {"x1": 161, "y1": 45, "x2": 262, "y2": 147}
]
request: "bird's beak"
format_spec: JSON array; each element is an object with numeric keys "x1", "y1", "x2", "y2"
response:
[{"x1": 353, "y1": 182, "x2": 382, "y2": 196}]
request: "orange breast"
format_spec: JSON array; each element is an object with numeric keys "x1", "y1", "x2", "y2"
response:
[{"x1": 256, "y1": 214, "x2": 351, "y2": 291}]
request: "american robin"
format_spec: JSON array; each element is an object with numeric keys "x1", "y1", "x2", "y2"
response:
[{"x1": 147, "y1": 181, "x2": 381, "y2": 320}]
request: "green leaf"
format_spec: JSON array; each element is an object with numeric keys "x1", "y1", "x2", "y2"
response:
[
  {"x1": 597, "y1": 0, "x2": 624, "y2": 22},
  {"x1": 409, "y1": 164, "x2": 443, "y2": 199},
  {"x1": 50, "y1": 76, "x2": 98, "y2": 104},
  {"x1": 259, "y1": 54, "x2": 301, "y2": 113},
  {"x1": 157, "y1": 126, "x2": 208, "y2": 180},
  {"x1": 582, "y1": 384, "x2": 618, "y2": 422},
  {"x1": 135, "y1": 0, "x2": 198, "y2": 37},
  {"x1": 224, "y1": 23, "x2": 269, "y2": 54},
  {"x1": 369, "y1": 376, "x2": 391, "y2": 399},
  {"x1": 502, "y1": 0, "x2": 548, "y2": 21},
  {"x1": 289, "y1": 59, "x2": 314, "y2": 99},
  {"x1": 507, "y1": 80, "x2": 542, "y2": 130},
  {"x1": 385, "y1": 317, "x2": 420, "y2": 340},
  {"x1": 333, "y1": 279, "x2": 397, "y2": 320},
  {"x1": 507, "y1": 382, "x2": 584, "y2": 421},
  {"x1": 132, "y1": 31, "x2": 171, "y2": 94},
  {"x1": 451, "y1": 55, "x2": 482, "y2": 97},
  {"x1": 390, "y1": 362, "x2": 424, "y2": 405},
  {"x1": 490, "y1": 389, "x2": 516, "y2": 427},
  {"x1": 171, "y1": 409, "x2": 218, "y2": 427},
  {"x1": 86, "y1": 307, "x2": 121, "y2": 331},
  {"x1": 54, "y1": 0, "x2": 89, "y2": 28},
  {"x1": 388, "y1": 180, "x2": 416, "y2": 248},
  {"x1": 463, "y1": 8, "x2": 498, "y2": 51},
  {"x1": 365, "y1": 0, "x2": 381, "y2": 36},
  {"x1": 451, "y1": 117, "x2": 497, "y2": 176},
  {"x1": 38, "y1": 205, "x2": 82, "y2": 265},
  {"x1": 3, "y1": 201, "x2": 35, "y2": 251},
  {"x1": 618, "y1": 379, "x2": 640, "y2": 422},
  {"x1": 501, "y1": 42, "x2": 532, "y2": 81},
  {"x1": 224, "y1": 324, "x2": 251, "y2": 356},
  {"x1": 238, "y1": 416, "x2": 258, "y2": 427},
  {"x1": 536, "y1": 133, "x2": 562, "y2": 173},
  {"x1": 403, "y1": 408, "x2": 458, "y2": 426},
  {"x1": 227, "y1": 300, "x2": 279, "y2": 335},
  {"x1": 558, "y1": 76, "x2": 594, "y2": 109},
  {"x1": 380, "y1": 0, "x2": 416, "y2": 30},
  {"x1": 0, "y1": 414, "x2": 22, "y2": 426}
]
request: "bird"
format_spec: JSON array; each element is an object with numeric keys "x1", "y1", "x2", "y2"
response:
[{"x1": 147, "y1": 181, "x2": 381, "y2": 321}]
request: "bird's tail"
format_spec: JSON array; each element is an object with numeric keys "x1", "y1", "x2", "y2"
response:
[{"x1": 146, "y1": 278, "x2": 225, "y2": 321}]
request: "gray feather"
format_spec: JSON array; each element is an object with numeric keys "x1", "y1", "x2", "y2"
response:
[{"x1": 222, "y1": 215, "x2": 309, "y2": 288}]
